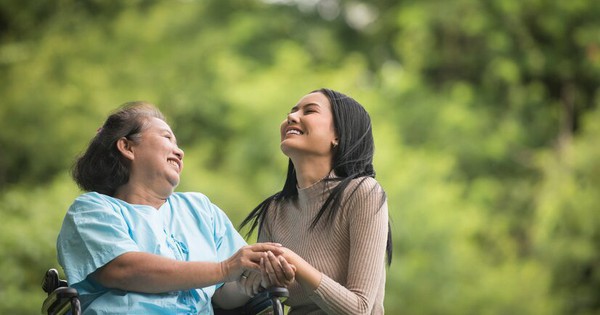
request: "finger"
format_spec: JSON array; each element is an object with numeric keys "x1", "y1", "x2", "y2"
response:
[
  {"x1": 238, "y1": 274, "x2": 250, "y2": 296},
  {"x1": 245, "y1": 270, "x2": 260, "y2": 296},
  {"x1": 263, "y1": 252, "x2": 281, "y2": 286},
  {"x1": 260, "y1": 257, "x2": 271, "y2": 288},
  {"x1": 279, "y1": 256, "x2": 296, "y2": 281},
  {"x1": 251, "y1": 273, "x2": 261, "y2": 295},
  {"x1": 235, "y1": 278, "x2": 245, "y2": 296},
  {"x1": 256, "y1": 242, "x2": 282, "y2": 247},
  {"x1": 249, "y1": 243, "x2": 284, "y2": 255},
  {"x1": 242, "y1": 251, "x2": 268, "y2": 269},
  {"x1": 268, "y1": 251, "x2": 286, "y2": 285},
  {"x1": 246, "y1": 272, "x2": 261, "y2": 296},
  {"x1": 246, "y1": 273, "x2": 256, "y2": 297},
  {"x1": 243, "y1": 281, "x2": 251, "y2": 297}
]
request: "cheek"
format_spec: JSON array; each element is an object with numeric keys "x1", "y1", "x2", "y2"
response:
[
  {"x1": 279, "y1": 121, "x2": 287, "y2": 140},
  {"x1": 316, "y1": 121, "x2": 336, "y2": 141},
  {"x1": 328, "y1": 123, "x2": 336, "y2": 139}
]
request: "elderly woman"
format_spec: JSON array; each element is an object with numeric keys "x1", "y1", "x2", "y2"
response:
[{"x1": 57, "y1": 101, "x2": 284, "y2": 314}]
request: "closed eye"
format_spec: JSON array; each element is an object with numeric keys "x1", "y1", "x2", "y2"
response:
[
  {"x1": 288, "y1": 103, "x2": 320, "y2": 115},
  {"x1": 303, "y1": 104, "x2": 319, "y2": 114},
  {"x1": 164, "y1": 134, "x2": 177, "y2": 144}
]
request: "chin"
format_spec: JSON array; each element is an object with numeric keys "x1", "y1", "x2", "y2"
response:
[
  {"x1": 168, "y1": 178, "x2": 180, "y2": 188},
  {"x1": 280, "y1": 143, "x2": 294, "y2": 157}
]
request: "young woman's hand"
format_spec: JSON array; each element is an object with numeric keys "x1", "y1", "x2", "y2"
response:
[
  {"x1": 261, "y1": 251, "x2": 296, "y2": 287},
  {"x1": 220, "y1": 243, "x2": 283, "y2": 282}
]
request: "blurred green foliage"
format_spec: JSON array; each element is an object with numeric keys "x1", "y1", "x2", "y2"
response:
[{"x1": 0, "y1": 0, "x2": 598, "y2": 314}]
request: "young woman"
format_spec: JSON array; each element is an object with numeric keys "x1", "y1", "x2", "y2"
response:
[{"x1": 242, "y1": 89, "x2": 392, "y2": 314}]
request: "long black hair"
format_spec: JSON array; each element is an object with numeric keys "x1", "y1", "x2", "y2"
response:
[
  {"x1": 72, "y1": 101, "x2": 165, "y2": 196},
  {"x1": 240, "y1": 88, "x2": 393, "y2": 265}
]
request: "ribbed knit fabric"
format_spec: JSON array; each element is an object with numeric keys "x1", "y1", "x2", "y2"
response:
[{"x1": 259, "y1": 174, "x2": 388, "y2": 314}]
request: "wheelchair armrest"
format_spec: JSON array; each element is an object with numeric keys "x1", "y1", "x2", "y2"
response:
[
  {"x1": 42, "y1": 269, "x2": 66, "y2": 294},
  {"x1": 41, "y1": 268, "x2": 81, "y2": 315},
  {"x1": 244, "y1": 286, "x2": 289, "y2": 315},
  {"x1": 214, "y1": 286, "x2": 289, "y2": 315},
  {"x1": 42, "y1": 286, "x2": 80, "y2": 315}
]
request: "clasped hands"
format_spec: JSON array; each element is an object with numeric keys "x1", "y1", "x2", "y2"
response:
[{"x1": 221, "y1": 242, "x2": 296, "y2": 297}]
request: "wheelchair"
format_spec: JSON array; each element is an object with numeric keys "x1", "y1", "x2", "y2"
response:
[{"x1": 42, "y1": 268, "x2": 288, "y2": 315}]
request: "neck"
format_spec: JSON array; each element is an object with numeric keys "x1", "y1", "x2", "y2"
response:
[
  {"x1": 291, "y1": 156, "x2": 332, "y2": 189},
  {"x1": 114, "y1": 183, "x2": 170, "y2": 210}
]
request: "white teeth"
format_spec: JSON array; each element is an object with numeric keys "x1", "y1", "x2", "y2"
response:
[
  {"x1": 168, "y1": 160, "x2": 178, "y2": 169},
  {"x1": 287, "y1": 130, "x2": 301, "y2": 135}
]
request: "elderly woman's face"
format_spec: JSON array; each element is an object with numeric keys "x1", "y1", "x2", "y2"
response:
[
  {"x1": 128, "y1": 117, "x2": 184, "y2": 190},
  {"x1": 280, "y1": 92, "x2": 337, "y2": 160}
]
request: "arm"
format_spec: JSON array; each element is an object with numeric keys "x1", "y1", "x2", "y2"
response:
[
  {"x1": 310, "y1": 180, "x2": 388, "y2": 314},
  {"x1": 93, "y1": 252, "x2": 224, "y2": 293},
  {"x1": 283, "y1": 180, "x2": 389, "y2": 314},
  {"x1": 256, "y1": 219, "x2": 321, "y2": 290},
  {"x1": 93, "y1": 243, "x2": 284, "y2": 293}
]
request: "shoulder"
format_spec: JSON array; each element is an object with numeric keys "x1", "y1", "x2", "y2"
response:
[
  {"x1": 345, "y1": 176, "x2": 385, "y2": 198},
  {"x1": 70, "y1": 191, "x2": 118, "y2": 210},
  {"x1": 74, "y1": 191, "x2": 108, "y2": 202},
  {"x1": 64, "y1": 193, "x2": 128, "y2": 228},
  {"x1": 341, "y1": 176, "x2": 387, "y2": 216}
]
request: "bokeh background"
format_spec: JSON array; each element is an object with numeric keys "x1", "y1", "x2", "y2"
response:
[{"x1": 1, "y1": 0, "x2": 599, "y2": 314}]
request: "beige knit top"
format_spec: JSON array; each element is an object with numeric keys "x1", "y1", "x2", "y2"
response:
[{"x1": 258, "y1": 175, "x2": 389, "y2": 314}]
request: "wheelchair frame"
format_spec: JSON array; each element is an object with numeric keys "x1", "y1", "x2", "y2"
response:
[{"x1": 41, "y1": 268, "x2": 287, "y2": 315}]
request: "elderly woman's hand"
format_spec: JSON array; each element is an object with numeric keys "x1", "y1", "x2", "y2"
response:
[
  {"x1": 220, "y1": 243, "x2": 283, "y2": 282},
  {"x1": 237, "y1": 270, "x2": 262, "y2": 297}
]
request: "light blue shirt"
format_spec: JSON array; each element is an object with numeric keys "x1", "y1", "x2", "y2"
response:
[{"x1": 57, "y1": 192, "x2": 247, "y2": 315}]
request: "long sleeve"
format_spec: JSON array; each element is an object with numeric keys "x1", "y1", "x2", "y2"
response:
[
  {"x1": 308, "y1": 179, "x2": 388, "y2": 314},
  {"x1": 260, "y1": 176, "x2": 388, "y2": 314}
]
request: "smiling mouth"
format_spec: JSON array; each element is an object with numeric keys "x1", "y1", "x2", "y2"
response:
[
  {"x1": 286, "y1": 129, "x2": 303, "y2": 135},
  {"x1": 168, "y1": 160, "x2": 180, "y2": 170}
]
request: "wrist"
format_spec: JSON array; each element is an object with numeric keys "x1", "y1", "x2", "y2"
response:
[
  {"x1": 219, "y1": 261, "x2": 231, "y2": 282},
  {"x1": 283, "y1": 251, "x2": 321, "y2": 291}
]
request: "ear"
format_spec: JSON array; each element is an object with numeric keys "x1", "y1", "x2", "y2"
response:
[
  {"x1": 331, "y1": 138, "x2": 339, "y2": 148},
  {"x1": 116, "y1": 137, "x2": 135, "y2": 161}
]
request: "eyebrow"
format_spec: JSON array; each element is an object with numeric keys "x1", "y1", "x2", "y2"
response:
[{"x1": 291, "y1": 102, "x2": 321, "y2": 111}]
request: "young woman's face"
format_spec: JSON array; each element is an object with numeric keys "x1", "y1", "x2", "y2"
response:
[
  {"x1": 280, "y1": 92, "x2": 337, "y2": 159},
  {"x1": 128, "y1": 117, "x2": 185, "y2": 189}
]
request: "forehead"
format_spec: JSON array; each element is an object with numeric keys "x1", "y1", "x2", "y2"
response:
[
  {"x1": 145, "y1": 117, "x2": 173, "y2": 132},
  {"x1": 296, "y1": 92, "x2": 332, "y2": 110}
]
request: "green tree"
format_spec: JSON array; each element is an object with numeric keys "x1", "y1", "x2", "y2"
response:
[
  {"x1": 0, "y1": 0, "x2": 598, "y2": 314},
  {"x1": 534, "y1": 107, "x2": 600, "y2": 314}
]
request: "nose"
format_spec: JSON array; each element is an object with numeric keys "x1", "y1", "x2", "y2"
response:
[
  {"x1": 175, "y1": 146, "x2": 184, "y2": 160},
  {"x1": 287, "y1": 111, "x2": 299, "y2": 124}
]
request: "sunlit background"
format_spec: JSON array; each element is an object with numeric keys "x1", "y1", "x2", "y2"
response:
[{"x1": 1, "y1": 0, "x2": 599, "y2": 314}]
